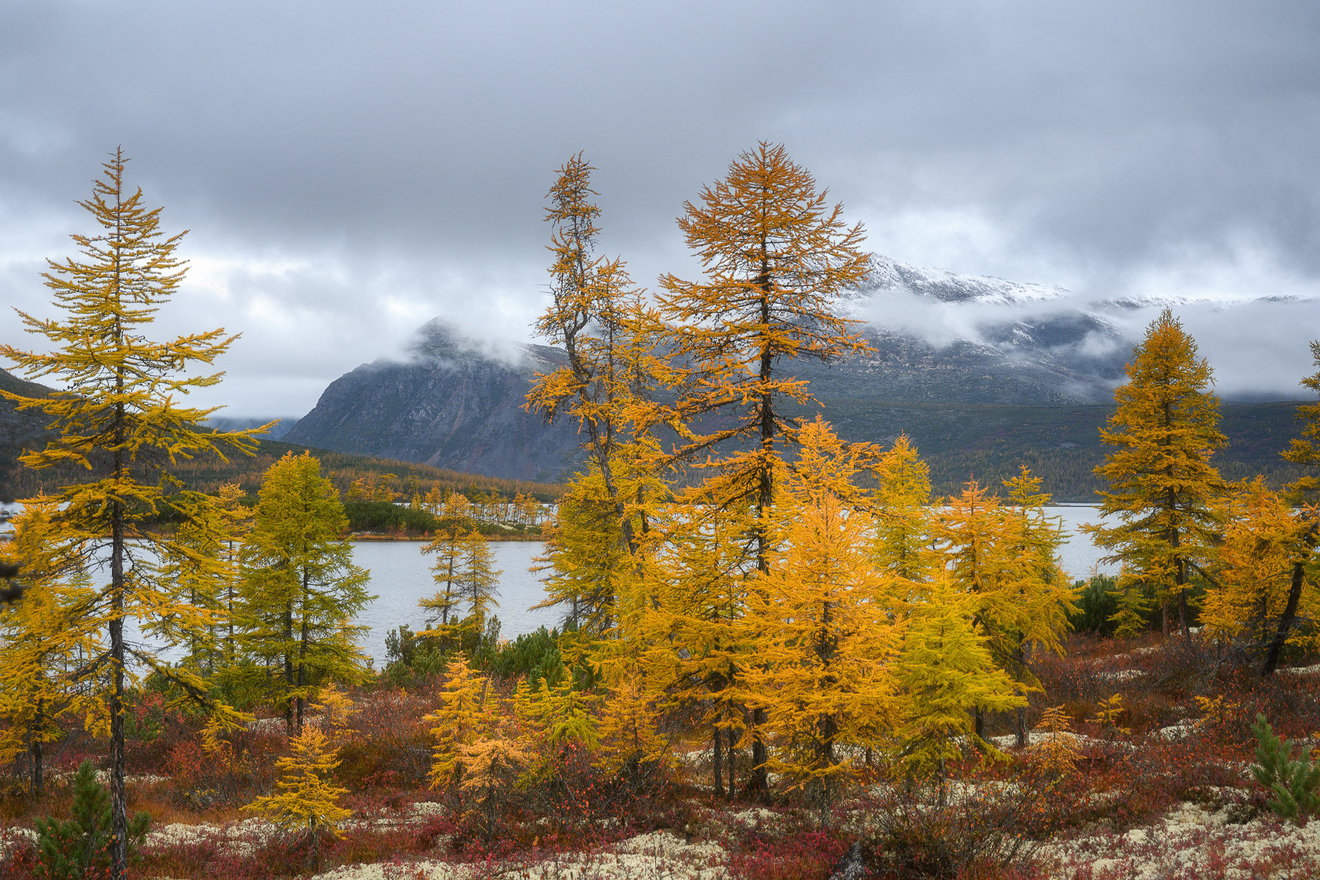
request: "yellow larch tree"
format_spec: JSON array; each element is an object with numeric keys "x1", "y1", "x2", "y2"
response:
[
  {"x1": 1085, "y1": 309, "x2": 1226, "y2": 640},
  {"x1": 514, "y1": 675, "x2": 600, "y2": 783},
  {"x1": 425, "y1": 653, "x2": 496, "y2": 798},
  {"x1": 658, "y1": 141, "x2": 871, "y2": 575},
  {"x1": 0, "y1": 149, "x2": 262, "y2": 880},
  {"x1": 244, "y1": 723, "x2": 350, "y2": 872},
  {"x1": 997, "y1": 468, "x2": 1075, "y2": 745},
  {"x1": 742, "y1": 419, "x2": 902, "y2": 822},
  {"x1": 527, "y1": 154, "x2": 668, "y2": 645},
  {"x1": 657, "y1": 141, "x2": 872, "y2": 792},
  {"x1": 0, "y1": 499, "x2": 104, "y2": 797},
  {"x1": 594, "y1": 666, "x2": 670, "y2": 782},
  {"x1": 871, "y1": 434, "x2": 935, "y2": 589},
  {"x1": 418, "y1": 523, "x2": 467, "y2": 648},
  {"x1": 931, "y1": 474, "x2": 1073, "y2": 743},
  {"x1": 894, "y1": 573, "x2": 1024, "y2": 803},
  {"x1": 638, "y1": 502, "x2": 755, "y2": 799},
  {"x1": 1203, "y1": 479, "x2": 1317, "y2": 657},
  {"x1": 237, "y1": 452, "x2": 372, "y2": 736},
  {"x1": 1266, "y1": 340, "x2": 1320, "y2": 674}
]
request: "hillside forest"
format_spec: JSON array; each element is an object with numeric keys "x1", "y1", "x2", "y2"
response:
[{"x1": 1, "y1": 145, "x2": 1320, "y2": 879}]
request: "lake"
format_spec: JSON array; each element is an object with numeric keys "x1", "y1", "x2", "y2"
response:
[
  {"x1": 352, "y1": 540, "x2": 561, "y2": 664},
  {"x1": 350, "y1": 505, "x2": 1114, "y2": 663}
]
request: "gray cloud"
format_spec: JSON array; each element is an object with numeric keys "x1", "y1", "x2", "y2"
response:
[{"x1": 2, "y1": 0, "x2": 1318, "y2": 416}]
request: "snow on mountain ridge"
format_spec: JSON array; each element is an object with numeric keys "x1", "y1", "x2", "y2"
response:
[{"x1": 860, "y1": 254, "x2": 1069, "y2": 305}]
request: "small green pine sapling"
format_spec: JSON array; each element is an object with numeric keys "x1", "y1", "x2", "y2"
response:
[
  {"x1": 35, "y1": 760, "x2": 149, "y2": 880},
  {"x1": 1251, "y1": 713, "x2": 1320, "y2": 822}
]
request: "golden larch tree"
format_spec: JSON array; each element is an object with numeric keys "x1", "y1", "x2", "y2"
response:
[
  {"x1": 742, "y1": 419, "x2": 902, "y2": 823},
  {"x1": 1203, "y1": 479, "x2": 1318, "y2": 661},
  {"x1": 1266, "y1": 340, "x2": 1320, "y2": 674},
  {"x1": 1085, "y1": 309, "x2": 1226, "y2": 640},
  {"x1": 657, "y1": 141, "x2": 872, "y2": 792},
  {"x1": 244, "y1": 723, "x2": 350, "y2": 872},
  {"x1": 0, "y1": 149, "x2": 261, "y2": 879},
  {"x1": 527, "y1": 154, "x2": 668, "y2": 641}
]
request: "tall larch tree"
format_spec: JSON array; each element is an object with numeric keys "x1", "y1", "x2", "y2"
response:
[
  {"x1": 0, "y1": 149, "x2": 261, "y2": 879},
  {"x1": 238, "y1": 452, "x2": 372, "y2": 735},
  {"x1": 527, "y1": 153, "x2": 667, "y2": 641},
  {"x1": 657, "y1": 141, "x2": 871, "y2": 791},
  {"x1": 997, "y1": 468, "x2": 1074, "y2": 745},
  {"x1": 1085, "y1": 309, "x2": 1226, "y2": 640},
  {"x1": 658, "y1": 141, "x2": 871, "y2": 573}
]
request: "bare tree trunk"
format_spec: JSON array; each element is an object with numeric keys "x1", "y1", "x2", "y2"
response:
[
  {"x1": 712, "y1": 723, "x2": 724, "y2": 799},
  {"x1": 109, "y1": 513, "x2": 128, "y2": 880},
  {"x1": 1264, "y1": 560, "x2": 1307, "y2": 676}
]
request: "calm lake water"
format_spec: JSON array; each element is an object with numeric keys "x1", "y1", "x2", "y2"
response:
[
  {"x1": 349, "y1": 505, "x2": 1114, "y2": 663},
  {"x1": 352, "y1": 540, "x2": 561, "y2": 664}
]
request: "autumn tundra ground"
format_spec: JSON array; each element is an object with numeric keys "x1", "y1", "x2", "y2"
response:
[{"x1": 3, "y1": 632, "x2": 1320, "y2": 879}]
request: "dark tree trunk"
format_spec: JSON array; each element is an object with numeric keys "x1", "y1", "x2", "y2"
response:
[
  {"x1": 712, "y1": 723, "x2": 724, "y2": 799},
  {"x1": 1263, "y1": 560, "x2": 1307, "y2": 676},
  {"x1": 109, "y1": 507, "x2": 128, "y2": 880}
]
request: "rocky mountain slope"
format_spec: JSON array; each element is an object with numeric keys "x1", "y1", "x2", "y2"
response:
[
  {"x1": 284, "y1": 255, "x2": 1144, "y2": 486},
  {"x1": 283, "y1": 320, "x2": 582, "y2": 482},
  {"x1": 7, "y1": 255, "x2": 1308, "y2": 498},
  {"x1": 0, "y1": 368, "x2": 54, "y2": 501}
]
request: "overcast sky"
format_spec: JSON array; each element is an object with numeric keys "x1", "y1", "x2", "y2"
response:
[{"x1": 2, "y1": 1, "x2": 1318, "y2": 417}]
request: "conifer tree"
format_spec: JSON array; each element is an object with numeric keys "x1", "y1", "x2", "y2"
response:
[
  {"x1": 594, "y1": 666, "x2": 670, "y2": 781},
  {"x1": 1284, "y1": 340, "x2": 1320, "y2": 501},
  {"x1": 931, "y1": 474, "x2": 1072, "y2": 743},
  {"x1": 639, "y1": 503, "x2": 754, "y2": 799},
  {"x1": 894, "y1": 575, "x2": 1023, "y2": 802},
  {"x1": 1086, "y1": 309, "x2": 1226, "y2": 639},
  {"x1": 244, "y1": 723, "x2": 350, "y2": 871},
  {"x1": 36, "y1": 759, "x2": 149, "y2": 880},
  {"x1": 426, "y1": 653, "x2": 495, "y2": 797},
  {"x1": 419, "y1": 525, "x2": 499, "y2": 649},
  {"x1": 514, "y1": 675, "x2": 600, "y2": 783},
  {"x1": 456, "y1": 527, "x2": 500, "y2": 635},
  {"x1": 998, "y1": 468, "x2": 1074, "y2": 745},
  {"x1": 1203, "y1": 480, "x2": 1317, "y2": 658},
  {"x1": 658, "y1": 142, "x2": 872, "y2": 792},
  {"x1": 238, "y1": 452, "x2": 372, "y2": 735},
  {"x1": 0, "y1": 499, "x2": 103, "y2": 797},
  {"x1": 527, "y1": 154, "x2": 667, "y2": 641},
  {"x1": 658, "y1": 142, "x2": 871, "y2": 573},
  {"x1": 0, "y1": 149, "x2": 261, "y2": 879},
  {"x1": 872, "y1": 434, "x2": 934, "y2": 587},
  {"x1": 1266, "y1": 341, "x2": 1320, "y2": 674},
  {"x1": 742, "y1": 420, "x2": 901, "y2": 821}
]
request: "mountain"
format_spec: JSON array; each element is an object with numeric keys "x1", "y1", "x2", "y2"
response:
[
  {"x1": 0, "y1": 368, "x2": 55, "y2": 501},
  {"x1": 282, "y1": 255, "x2": 1317, "y2": 496},
  {"x1": 9, "y1": 256, "x2": 1302, "y2": 500},
  {"x1": 283, "y1": 320, "x2": 581, "y2": 483}
]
